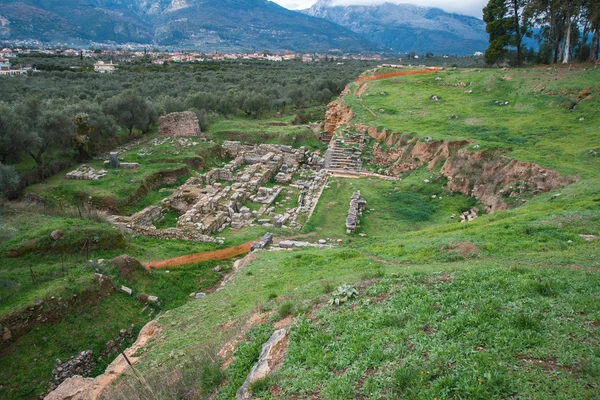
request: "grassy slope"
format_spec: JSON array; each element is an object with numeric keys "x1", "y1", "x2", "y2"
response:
[
  {"x1": 347, "y1": 66, "x2": 599, "y2": 177},
  {"x1": 3, "y1": 67, "x2": 600, "y2": 399},
  {"x1": 107, "y1": 66, "x2": 600, "y2": 399}
]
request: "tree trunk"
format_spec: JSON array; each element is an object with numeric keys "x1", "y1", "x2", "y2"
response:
[
  {"x1": 563, "y1": 13, "x2": 573, "y2": 64},
  {"x1": 513, "y1": 0, "x2": 522, "y2": 67},
  {"x1": 29, "y1": 151, "x2": 44, "y2": 167},
  {"x1": 591, "y1": 29, "x2": 599, "y2": 61}
]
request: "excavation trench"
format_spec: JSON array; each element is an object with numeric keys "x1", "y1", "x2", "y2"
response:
[{"x1": 145, "y1": 241, "x2": 254, "y2": 269}]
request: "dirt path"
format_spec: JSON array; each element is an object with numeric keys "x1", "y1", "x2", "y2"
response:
[
  {"x1": 145, "y1": 241, "x2": 255, "y2": 269},
  {"x1": 355, "y1": 68, "x2": 439, "y2": 84}
]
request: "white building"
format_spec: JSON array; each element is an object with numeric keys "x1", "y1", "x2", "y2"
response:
[
  {"x1": 0, "y1": 58, "x2": 34, "y2": 76},
  {"x1": 94, "y1": 60, "x2": 118, "y2": 73}
]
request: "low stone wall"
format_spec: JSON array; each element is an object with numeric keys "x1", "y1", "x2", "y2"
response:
[{"x1": 346, "y1": 191, "x2": 367, "y2": 234}]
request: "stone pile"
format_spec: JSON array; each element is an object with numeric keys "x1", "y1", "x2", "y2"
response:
[
  {"x1": 65, "y1": 164, "x2": 107, "y2": 181},
  {"x1": 251, "y1": 232, "x2": 273, "y2": 251},
  {"x1": 346, "y1": 191, "x2": 367, "y2": 234},
  {"x1": 100, "y1": 325, "x2": 135, "y2": 359},
  {"x1": 49, "y1": 350, "x2": 95, "y2": 392},
  {"x1": 460, "y1": 208, "x2": 479, "y2": 223}
]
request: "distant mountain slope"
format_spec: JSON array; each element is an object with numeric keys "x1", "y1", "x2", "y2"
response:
[
  {"x1": 304, "y1": 0, "x2": 488, "y2": 55},
  {"x1": 0, "y1": 0, "x2": 379, "y2": 51}
]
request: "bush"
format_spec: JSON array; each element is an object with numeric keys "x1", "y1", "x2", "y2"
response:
[{"x1": 329, "y1": 284, "x2": 359, "y2": 306}]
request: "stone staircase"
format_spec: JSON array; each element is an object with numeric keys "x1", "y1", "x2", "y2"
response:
[{"x1": 324, "y1": 138, "x2": 363, "y2": 172}]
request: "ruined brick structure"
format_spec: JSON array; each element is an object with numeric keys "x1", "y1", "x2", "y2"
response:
[{"x1": 158, "y1": 111, "x2": 205, "y2": 138}]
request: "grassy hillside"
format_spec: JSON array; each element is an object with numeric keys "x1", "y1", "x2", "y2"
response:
[
  {"x1": 100, "y1": 66, "x2": 600, "y2": 399},
  {"x1": 346, "y1": 66, "x2": 599, "y2": 177},
  {"x1": 2, "y1": 65, "x2": 599, "y2": 399}
]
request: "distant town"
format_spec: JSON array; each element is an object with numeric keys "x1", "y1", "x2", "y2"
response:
[{"x1": 0, "y1": 44, "x2": 484, "y2": 74}]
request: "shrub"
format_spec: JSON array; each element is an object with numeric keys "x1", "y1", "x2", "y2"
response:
[{"x1": 329, "y1": 284, "x2": 359, "y2": 306}]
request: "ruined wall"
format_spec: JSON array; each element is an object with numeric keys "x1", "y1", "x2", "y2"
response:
[
  {"x1": 158, "y1": 111, "x2": 204, "y2": 138},
  {"x1": 1, "y1": 275, "x2": 116, "y2": 349}
]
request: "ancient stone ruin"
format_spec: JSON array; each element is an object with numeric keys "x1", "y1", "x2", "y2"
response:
[
  {"x1": 346, "y1": 191, "x2": 367, "y2": 234},
  {"x1": 103, "y1": 152, "x2": 139, "y2": 169},
  {"x1": 251, "y1": 232, "x2": 273, "y2": 251},
  {"x1": 65, "y1": 164, "x2": 107, "y2": 180},
  {"x1": 108, "y1": 142, "x2": 329, "y2": 242},
  {"x1": 158, "y1": 111, "x2": 205, "y2": 139},
  {"x1": 324, "y1": 132, "x2": 366, "y2": 172}
]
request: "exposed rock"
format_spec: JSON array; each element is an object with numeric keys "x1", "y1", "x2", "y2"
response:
[
  {"x1": 158, "y1": 111, "x2": 204, "y2": 138},
  {"x1": 460, "y1": 208, "x2": 479, "y2": 223},
  {"x1": 111, "y1": 255, "x2": 142, "y2": 280},
  {"x1": 323, "y1": 86, "x2": 353, "y2": 135},
  {"x1": 579, "y1": 234, "x2": 596, "y2": 242},
  {"x1": 236, "y1": 329, "x2": 288, "y2": 400},
  {"x1": 44, "y1": 321, "x2": 159, "y2": 400},
  {"x1": 442, "y1": 149, "x2": 575, "y2": 213},
  {"x1": 50, "y1": 230, "x2": 64, "y2": 241}
]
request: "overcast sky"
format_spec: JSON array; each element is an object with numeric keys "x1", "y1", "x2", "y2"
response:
[{"x1": 271, "y1": 0, "x2": 488, "y2": 18}]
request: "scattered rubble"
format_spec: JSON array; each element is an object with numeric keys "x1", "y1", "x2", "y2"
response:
[
  {"x1": 65, "y1": 164, "x2": 107, "y2": 181},
  {"x1": 49, "y1": 351, "x2": 95, "y2": 392},
  {"x1": 251, "y1": 232, "x2": 273, "y2": 251}
]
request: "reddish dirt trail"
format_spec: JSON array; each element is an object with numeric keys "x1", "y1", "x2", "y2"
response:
[
  {"x1": 355, "y1": 68, "x2": 439, "y2": 83},
  {"x1": 145, "y1": 241, "x2": 254, "y2": 269}
]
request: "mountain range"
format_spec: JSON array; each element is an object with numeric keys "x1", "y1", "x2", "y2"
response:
[
  {"x1": 304, "y1": 0, "x2": 488, "y2": 55},
  {"x1": 0, "y1": 0, "x2": 377, "y2": 51},
  {"x1": 0, "y1": 0, "x2": 488, "y2": 54}
]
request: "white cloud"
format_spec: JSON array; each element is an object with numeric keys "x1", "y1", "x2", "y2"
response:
[{"x1": 271, "y1": 0, "x2": 488, "y2": 18}]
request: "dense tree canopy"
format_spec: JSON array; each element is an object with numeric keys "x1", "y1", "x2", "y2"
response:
[
  {"x1": 0, "y1": 59, "x2": 375, "y2": 191},
  {"x1": 483, "y1": 0, "x2": 600, "y2": 65}
]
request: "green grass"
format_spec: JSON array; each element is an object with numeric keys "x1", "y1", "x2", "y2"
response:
[
  {"x1": 306, "y1": 169, "x2": 476, "y2": 240},
  {"x1": 4, "y1": 66, "x2": 600, "y2": 399},
  {"x1": 0, "y1": 206, "x2": 250, "y2": 400},
  {"x1": 269, "y1": 266, "x2": 600, "y2": 399},
  {"x1": 206, "y1": 113, "x2": 326, "y2": 151},
  {"x1": 346, "y1": 67, "x2": 600, "y2": 178}
]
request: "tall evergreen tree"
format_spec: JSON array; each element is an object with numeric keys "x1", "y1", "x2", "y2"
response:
[
  {"x1": 484, "y1": 0, "x2": 532, "y2": 66},
  {"x1": 484, "y1": 0, "x2": 511, "y2": 65}
]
